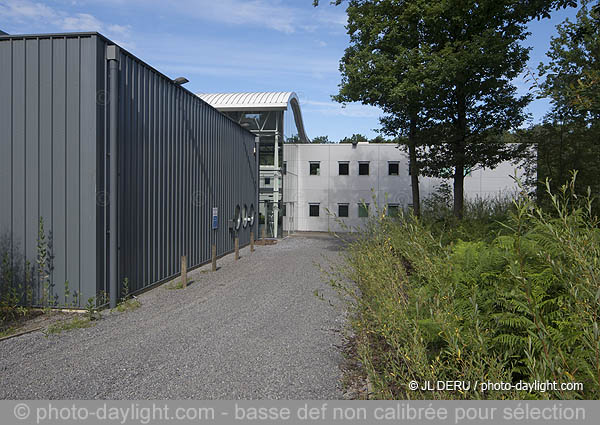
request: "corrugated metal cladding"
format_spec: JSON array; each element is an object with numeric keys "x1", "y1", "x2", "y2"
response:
[{"x1": 0, "y1": 33, "x2": 258, "y2": 307}]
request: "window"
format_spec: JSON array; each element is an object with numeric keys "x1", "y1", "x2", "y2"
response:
[
  {"x1": 388, "y1": 162, "x2": 399, "y2": 176},
  {"x1": 282, "y1": 203, "x2": 287, "y2": 216},
  {"x1": 309, "y1": 162, "x2": 320, "y2": 175},
  {"x1": 309, "y1": 203, "x2": 320, "y2": 217},
  {"x1": 338, "y1": 162, "x2": 349, "y2": 175},
  {"x1": 358, "y1": 203, "x2": 369, "y2": 218},
  {"x1": 388, "y1": 204, "x2": 400, "y2": 217},
  {"x1": 338, "y1": 204, "x2": 349, "y2": 218},
  {"x1": 265, "y1": 177, "x2": 271, "y2": 185},
  {"x1": 358, "y1": 162, "x2": 369, "y2": 175}
]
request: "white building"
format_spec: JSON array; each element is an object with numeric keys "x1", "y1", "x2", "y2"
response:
[
  {"x1": 199, "y1": 91, "x2": 524, "y2": 235},
  {"x1": 283, "y1": 143, "x2": 523, "y2": 233},
  {"x1": 198, "y1": 92, "x2": 310, "y2": 238}
]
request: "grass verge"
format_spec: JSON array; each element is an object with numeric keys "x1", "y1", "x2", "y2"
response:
[{"x1": 330, "y1": 176, "x2": 599, "y2": 399}]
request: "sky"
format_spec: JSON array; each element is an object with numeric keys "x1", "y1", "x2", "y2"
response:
[{"x1": 0, "y1": 0, "x2": 581, "y2": 142}]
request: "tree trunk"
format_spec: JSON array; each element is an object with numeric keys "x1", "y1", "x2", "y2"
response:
[
  {"x1": 453, "y1": 155, "x2": 465, "y2": 219},
  {"x1": 453, "y1": 86, "x2": 467, "y2": 219},
  {"x1": 408, "y1": 117, "x2": 421, "y2": 217}
]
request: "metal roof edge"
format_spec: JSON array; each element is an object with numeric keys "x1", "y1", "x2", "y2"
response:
[{"x1": 0, "y1": 31, "x2": 255, "y2": 139}]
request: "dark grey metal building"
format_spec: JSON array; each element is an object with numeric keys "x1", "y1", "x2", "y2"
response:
[{"x1": 0, "y1": 32, "x2": 258, "y2": 307}]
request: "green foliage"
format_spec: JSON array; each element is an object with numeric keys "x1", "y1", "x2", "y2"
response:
[
  {"x1": 516, "y1": 123, "x2": 600, "y2": 208},
  {"x1": 113, "y1": 298, "x2": 141, "y2": 313},
  {"x1": 311, "y1": 135, "x2": 332, "y2": 144},
  {"x1": 339, "y1": 133, "x2": 368, "y2": 144},
  {"x1": 114, "y1": 277, "x2": 141, "y2": 312},
  {"x1": 338, "y1": 134, "x2": 395, "y2": 144},
  {"x1": 121, "y1": 277, "x2": 130, "y2": 302},
  {"x1": 529, "y1": 1, "x2": 600, "y2": 207},
  {"x1": 327, "y1": 0, "x2": 576, "y2": 218},
  {"x1": 1, "y1": 217, "x2": 56, "y2": 328},
  {"x1": 45, "y1": 316, "x2": 93, "y2": 335},
  {"x1": 85, "y1": 297, "x2": 101, "y2": 321},
  {"x1": 166, "y1": 280, "x2": 185, "y2": 290},
  {"x1": 332, "y1": 176, "x2": 599, "y2": 399},
  {"x1": 538, "y1": 0, "x2": 600, "y2": 119}
]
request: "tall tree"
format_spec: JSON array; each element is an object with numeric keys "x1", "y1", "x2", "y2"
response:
[
  {"x1": 330, "y1": 0, "x2": 436, "y2": 217},
  {"x1": 539, "y1": 0, "x2": 600, "y2": 119},
  {"x1": 317, "y1": 0, "x2": 575, "y2": 218},
  {"x1": 535, "y1": 0, "x2": 600, "y2": 198}
]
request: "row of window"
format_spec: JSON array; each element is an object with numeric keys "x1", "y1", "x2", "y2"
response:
[
  {"x1": 309, "y1": 161, "x2": 400, "y2": 176},
  {"x1": 308, "y1": 203, "x2": 400, "y2": 218}
]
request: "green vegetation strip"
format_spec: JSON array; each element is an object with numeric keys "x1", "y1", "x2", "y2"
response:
[
  {"x1": 0, "y1": 326, "x2": 43, "y2": 342},
  {"x1": 331, "y1": 178, "x2": 599, "y2": 400}
]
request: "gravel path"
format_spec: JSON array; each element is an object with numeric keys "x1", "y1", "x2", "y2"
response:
[{"x1": 0, "y1": 235, "x2": 346, "y2": 399}]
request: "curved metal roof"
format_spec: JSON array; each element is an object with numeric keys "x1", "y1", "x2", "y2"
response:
[
  {"x1": 197, "y1": 91, "x2": 310, "y2": 142},
  {"x1": 198, "y1": 92, "x2": 294, "y2": 110}
]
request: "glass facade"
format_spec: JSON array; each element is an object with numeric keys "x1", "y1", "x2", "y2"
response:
[{"x1": 221, "y1": 108, "x2": 297, "y2": 237}]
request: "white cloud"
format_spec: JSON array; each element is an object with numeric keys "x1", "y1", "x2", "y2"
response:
[
  {"x1": 60, "y1": 12, "x2": 102, "y2": 31},
  {"x1": 314, "y1": 7, "x2": 347, "y2": 27},
  {"x1": 63, "y1": 0, "x2": 346, "y2": 34},
  {"x1": 0, "y1": 0, "x2": 131, "y2": 42},
  {"x1": 303, "y1": 99, "x2": 382, "y2": 118},
  {"x1": 210, "y1": 0, "x2": 297, "y2": 34},
  {"x1": 0, "y1": 0, "x2": 57, "y2": 21},
  {"x1": 136, "y1": 31, "x2": 340, "y2": 81}
]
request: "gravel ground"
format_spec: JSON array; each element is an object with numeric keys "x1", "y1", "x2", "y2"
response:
[{"x1": 0, "y1": 235, "x2": 347, "y2": 399}]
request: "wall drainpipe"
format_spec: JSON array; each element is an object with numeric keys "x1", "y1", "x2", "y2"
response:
[
  {"x1": 255, "y1": 136, "x2": 260, "y2": 237},
  {"x1": 107, "y1": 45, "x2": 120, "y2": 309}
]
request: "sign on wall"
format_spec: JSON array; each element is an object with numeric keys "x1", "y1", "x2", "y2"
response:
[{"x1": 212, "y1": 207, "x2": 218, "y2": 230}]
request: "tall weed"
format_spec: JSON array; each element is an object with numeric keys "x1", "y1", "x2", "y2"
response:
[{"x1": 333, "y1": 175, "x2": 599, "y2": 399}]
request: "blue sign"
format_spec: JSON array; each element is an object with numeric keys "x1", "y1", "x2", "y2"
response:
[{"x1": 211, "y1": 207, "x2": 218, "y2": 230}]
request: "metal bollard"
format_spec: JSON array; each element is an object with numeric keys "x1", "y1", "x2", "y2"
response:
[{"x1": 211, "y1": 244, "x2": 217, "y2": 271}]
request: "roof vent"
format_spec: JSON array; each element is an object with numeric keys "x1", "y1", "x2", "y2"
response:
[{"x1": 173, "y1": 77, "x2": 189, "y2": 85}]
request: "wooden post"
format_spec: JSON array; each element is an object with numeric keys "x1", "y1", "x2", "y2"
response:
[
  {"x1": 181, "y1": 255, "x2": 187, "y2": 289},
  {"x1": 235, "y1": 237, "x2": 239, "y2": 260},
  {"x1": 211, "y1": 244, "x2": 217, "y2": 272},
  {"x1": 250, "y1": 231, "x2": 255, "y2": 252}
]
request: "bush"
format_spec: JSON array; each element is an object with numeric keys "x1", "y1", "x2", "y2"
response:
[
  {"x1": 0, "y1": 235, "x2": 35, "y2": 326},
  {"x1": 332, "y1": 176, "x2": 599, "y2": 399},
  {"x1": 1, "y1": 217, "x2": 55, "y2": 328}
]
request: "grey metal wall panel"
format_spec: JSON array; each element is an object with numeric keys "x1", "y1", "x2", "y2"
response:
[
  {"x1": 95, "y1": 35, "x2": 108, "y2": 300},
  {"x1": 12, "y1": 39, "x2": 26, "y2": 268},
  {"x1": 1, "y1": 32, "x2": 257, "y2": 306},
  {"x1": 79, "y1": 36, "x2": 98, "y2": 305},
  {"x1": 97, "y1": 38, "x2": 257, "y2": 296},
  {"x1": 38, "y1": 38, "x2": 54, "y2": 289},
  {"x1": 0, "y1": 34, "x2": 99, "y2": 307},
  {"x1": 0, "y1": 40, "x2": 11, "y2": 234}
]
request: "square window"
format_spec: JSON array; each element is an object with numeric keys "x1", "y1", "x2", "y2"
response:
[
  {"x1": 338, "y1": 162, "x2": 349, "y2": 175},
  {"x1": 359, "y1": 162, "x2": 369, "y2": 175},
  {"x1": 309, "y1": 162, "x2": 320, "y2": 175},
  {"x1": 338, "y1": 204, "x2": 349, "y2": 217},
  {"x1": 388, "y1": 162, "x2": 399, "y2": 176},
  {"x1": 309, "y1": 204, "x2": 320, "y2": 217},
  {"x1": 358, "y1": 203, "x2": 369, "y2": 218},
  {"x1": 265, "y1": 177, "x2": 271, "y2": 185},
  {"x1": 388, "y1": 204, "x2": 400, "y2": 217}
]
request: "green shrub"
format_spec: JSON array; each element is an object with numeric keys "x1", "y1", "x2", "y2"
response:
[
  {"x1": 1, "y1": 216, "x2": 55, "y2": 329},
  {"x1": 333, "y1": 175, "x2": 599, "y2": 399}
]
